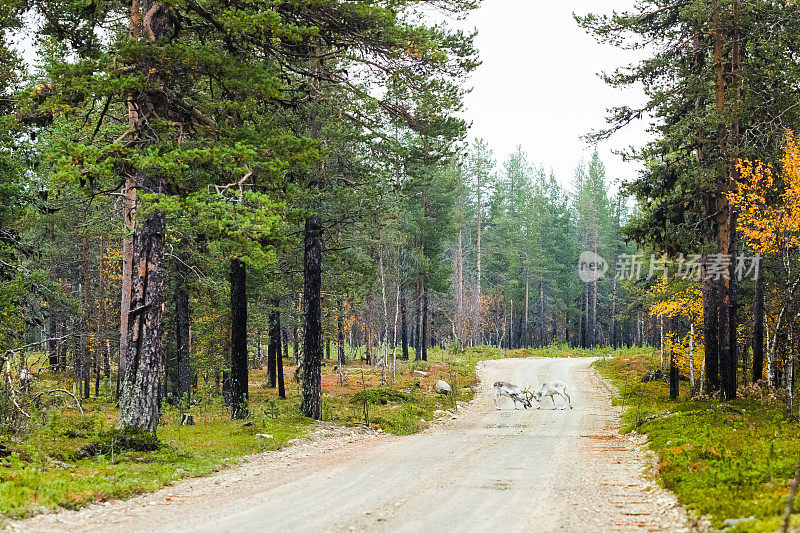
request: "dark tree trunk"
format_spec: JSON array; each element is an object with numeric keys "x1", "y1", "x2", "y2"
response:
[
  {"x1": 282, "y1": 325, "x2": 289, "y2": 362},
  {"x1": 610, "y1": 277, "x2": 618, "y2": 349},
  {"x1": 175, "y1": 268, "x2": 191, "y2": 407},
  {"x1": 301, "y1": 216, "x2": 323, "y2": 419},
  {"x1": 702, "y1": 258, "x2": 719, "y2": 392},
  {"x1": 269, "y1": 301, "x2": 285, "y2": 399},
  {"x1": 421, "y1": 284, "x2": 428, "y2": 361},
  {"x1": 229, "y1": 258, "x2": 249, "y2": 419},
  {"x1": 267, "y1": 303, "x2": 277, "y2": 389},
  {"x1": 399, "y1": 280, "x2": 409, "y2": 360},
  {"x1": 363, "y1": 304, "x2": 371, "y2": 365},
  {"x1": 48, "y1": 216, "x2": 61, "y2": 370},
  {"x1": 414, "y1": 281, "x2": 422, "y2": 359},
  {"x1": 669, "y1": 318, "x2": 679, "y2": 400},
  {"x1": 539, "y1": 281, "x2": 546, "y2": 348},
  {"x1": 337, "y1": 298, "x2": 346, "y2": 367}
]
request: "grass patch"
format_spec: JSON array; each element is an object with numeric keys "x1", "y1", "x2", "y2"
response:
[
  {"x1": 0, "y1": 403, "x2": 310, "y2": 522},
  {"x1": 595, "y1": 350, "x2": 800, "y2": 532}
]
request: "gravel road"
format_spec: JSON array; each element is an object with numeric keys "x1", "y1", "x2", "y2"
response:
[{"x1": 7, "y1": 357, "x2": 697, "y2": 532}]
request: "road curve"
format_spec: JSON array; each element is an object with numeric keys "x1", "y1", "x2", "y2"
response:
[{"x1": 8, "y1": 358, "x2": 690, "y2": 533}]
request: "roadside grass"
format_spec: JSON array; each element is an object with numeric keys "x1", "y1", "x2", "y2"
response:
[{"x1": 595, "y1": 351, "x2": 800, "y2": 532}]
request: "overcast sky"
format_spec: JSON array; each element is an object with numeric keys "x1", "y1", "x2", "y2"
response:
[{"x1": 462, "y1": 0, "x2": 649, "y2": 193}]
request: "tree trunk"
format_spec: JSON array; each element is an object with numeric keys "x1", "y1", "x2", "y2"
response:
[
  {"x1": 476, "y1": 185, "x2": 482, "y2": 346},
  {"x1": 753, "y1": 256, "x2": 764, "y2": 382},
  {"x1": 702, "y1": 257, "x2": 720, "y2": 393},
  {"x1": 267, "y1": 301, "x2": 277, "y2": 388},
  {"x1": 364, "y1": 304, "x2": 371, "y2": 366},
  {"x1": 118, "y1": 0, "x2": 171, "y2": 433},
  {"x1": 592, "y1": 235, "x2": 598, "y2": 347},
  {"x1": 421, "y1": 284, "x2": 428, "y2": 361},
  {"x1": 610, "y1": 277, "x2": 618, "y2": 349},
  {"x1": 399, "y1": 279, "x2": 409, "y2": 360},
  {"x1": 456, "y1": 230, "x2": 464, "y2": 346},
  {"x1": 81, "y1": 227, "x2": 91, "y2": 399},
  {"x1": 337, "y1": 298, "x2": 346, "y2": 367},
  {"x1": 119, "y1": 174, "x2": 135, "y2": 397},
  {"x1": 300, "y1": 216, "x2": 323, "y2": 419},
  {"x1": 118, "y1": 193, "x2": 167, "y2": 432},
  {"x1": 175, "y1": 268, "x2": 191, "y2": 407},
  {"x1": 414, "y1": 281, "x2": 422, "y2": 360},
  {"x1": 282, "y1": 325, "x2": 289, "y2": 363},
  {"x1": 48, "y1": 216, "x2": 60, "y2": 370},
  {"x1": 660, "y1": 314, "x2": 665, "y2": 371},
  {"x1": 669, "y1": 318, "x2": 679, "y2": 400},
  {"x1": 269, "y1": 301, "x2": 285, "y2": 399},
  {"x1": 539, "y1": 281, "x2": 546, "y2": 348},
  {"x1": 229, "y1": 258, "x2": 248, "y2": 419},
  {"x1": 524, "y1": 275, "x2": 529, "y2": 347},
  {"x1": 712, "y1": 0, "x2": 738, "y2": 400}
]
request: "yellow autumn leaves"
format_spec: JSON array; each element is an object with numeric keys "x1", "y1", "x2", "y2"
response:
[
  {"x1": 649, "y1": 278, "x2": 704, "y2": 383},
  {"x1": 728, "y1": 129, "x2": 800, "y2": 256}
]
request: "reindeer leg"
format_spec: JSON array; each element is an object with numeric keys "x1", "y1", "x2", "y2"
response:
[
  {"x1": 494, "y1": 389, "x2": 501, "y2": 410},
  {"x1": 564, "y1": 392, "x2": 572, "y2": 409}
]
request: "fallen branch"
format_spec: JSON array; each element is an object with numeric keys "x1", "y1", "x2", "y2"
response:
[{"x1": 27, "y1": 389, "x2": 85, "y2": 415}]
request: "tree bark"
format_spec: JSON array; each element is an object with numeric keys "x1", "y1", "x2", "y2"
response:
[
  {"x1": 456, "y1": 230, "x2": 464, "y2": 346},
  {"x1": 269, "y1": 301, "x2": 285, "y2": 399},
  {"x1": 399, "y1": 278, "x2": 409, "y2": 360},
  {"x1": 267, "y1": 300, "x2": 277, "y2": 388},
  {"x1": 364, "y1": 303, "x2": 371, "y2": 365},
  {"x1": 118, "y1": 0, "x2": 171, "y2": 433},
  {"x1": 119, "y1": 175, "x2": 135, "y2": 396},
  {"x1": 591, "y1": 235, "x2": 598, "y2": 347},
  {"x1": 175, "y1": 267, "x2": 191, "y2": 407},
  {"x1": 476, "y1": 183, "x2": 482, "y2": 346},
  {"x1": 753, "y1": 256, "x2": 764, "y2": 382},
  {"x1": 119, "y1": 190, "x2": 166, "y2": 432},
  {"x1": 702, "y1": 257, "x2": 720, "y2": 393},
  {"x1": 300, "y1": 216, "x2": 323, "y2": 419},
  {"x1": 539, "y1": 281, "x2": 546, "y2": 348},
  {"x1": 80, "y1": 224, "x2": 91, "y2": 399},
  {"x1": 337, "y1": 298, "x2": 346, "y2": 367},
  {"x1": 712, "y1": 0, "x2": 738, "y2": 400},
  {"x1": 48, "y1": 216, "x2": 60, "y2": 370},
  {"x1": 229, "y1": 258, "x2": 248, "y2": 419},
  {"x1": 421, "y1": 283, "x2": 428, "y2": 361},
  {"x1": 669, "y1": 318, "x2": 679, "y2": 400}
]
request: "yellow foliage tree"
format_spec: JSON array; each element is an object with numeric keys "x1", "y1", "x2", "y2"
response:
[
  {"x1": 727, "y1": 129, "x2": 800, "y2": 395},
  {"x1": 648, "y1": 277, "x2": 704, "y2": 392}
]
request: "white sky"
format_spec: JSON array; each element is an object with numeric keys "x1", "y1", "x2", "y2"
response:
[{"x1": 462, "y1": 0, "x2": 650, "y2": 193}]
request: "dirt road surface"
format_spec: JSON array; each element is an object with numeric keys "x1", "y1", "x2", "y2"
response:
[{"x1": 7, "y1": 357, "x2": 693, "y2": 532}]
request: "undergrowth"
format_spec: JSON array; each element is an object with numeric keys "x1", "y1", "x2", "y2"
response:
[{"x1": 595, "y1": 351, "x2": 800, "y2": 532}]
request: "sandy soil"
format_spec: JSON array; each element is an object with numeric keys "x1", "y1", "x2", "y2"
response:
[{"x1": 6, "y1": 357, "x2": 701, "y2": 532}]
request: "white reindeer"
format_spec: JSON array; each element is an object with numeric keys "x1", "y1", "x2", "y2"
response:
[
  {"x1": 529, "y1": 380, "x2": 572, "y2": 410},
  {"x1": 492, "y1": 381, "x2": 532, "y2": 410}
]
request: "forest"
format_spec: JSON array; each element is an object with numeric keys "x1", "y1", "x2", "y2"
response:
[{"x1": 5, "y1": 0, "x2": 800, "y2": 529}]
